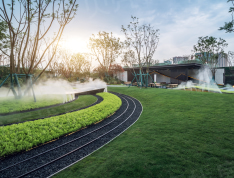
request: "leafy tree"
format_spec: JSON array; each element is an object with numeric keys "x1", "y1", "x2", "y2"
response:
[
  {"x1": 121, "y1": 16, "x2": 159, "y2": 73},
  {"x1": 122, "y1": 50, "x2": 137, "y2": 68},
  {"x1": 121, "y1": 49, "x2": 138, "y2": 79},
  {"x1": 0, "y1": 20, "x2": 9, "y2": 51},
  {"x1": 108, "y1": 64, "x2": 124, "y2": 76},
  {"x1": 121, "y1": 16, "x2": 159, "y2": 87},
  {"x1": 89, "y1": 31, "x2": 122, "y2": 74},
  {"x1": 193, "y1": 36, "x2": 228, "y2": 78},
  {"x1": 0, "y1": 20, "x2": 9, "y2": 76},
  {"x1": 227, "y1": 51, "x2": 234, "y2": 66},
  {"x1": 0, "y1": 0, "x2": 78, "y2": 77},
  {"x1": 93, "y1": 64, "x2": 124, "y2": 83},
  {"x1": 71, "y1": 53, "x2": 91, "y2": 80},
  {"x1": 92, "y1": 65, "x2": 106, "y2": 79},
  {"x1": 219, "y1": 0, "x2": 234, "y2": 33},
  {"x1": 0, "y1": 0, "x2": 78, "y2": 97},
  {"x1": 50, "y1": 49, "x2": 91, "y2": 81},
  {"x1": 219, "y1": 1, "x2": 234, "y2": 73}
]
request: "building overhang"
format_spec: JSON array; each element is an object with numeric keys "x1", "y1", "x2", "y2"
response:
[{"x1": 123, "y1": 63, "x2": 203, "y2": 71}]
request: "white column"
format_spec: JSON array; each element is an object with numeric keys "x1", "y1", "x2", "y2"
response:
[{"x1": 154, "y1": 74, "x2": 157, "y2": 82}]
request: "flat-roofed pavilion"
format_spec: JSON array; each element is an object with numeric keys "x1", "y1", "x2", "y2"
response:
[{"x1": 123, "y1": 63, "x2": 203, "y2": 84}]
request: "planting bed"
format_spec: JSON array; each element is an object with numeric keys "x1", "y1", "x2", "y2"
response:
[
  {"x1": 0, "y1": 92, "x2": 142, "y2": 178},
  {"x1": 0, "y1": 93, "x2": 121, "y2": 157}
]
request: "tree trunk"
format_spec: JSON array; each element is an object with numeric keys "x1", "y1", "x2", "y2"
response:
[
  {"x1": 211, "y1": 68, "x2": 215, "y2": 81},
  {"x1": 10, "y1": 48, "x2": 15, "y2": 74},
  {"x1": 17, "y1": 57, "x2": 20, "y2": 73}
]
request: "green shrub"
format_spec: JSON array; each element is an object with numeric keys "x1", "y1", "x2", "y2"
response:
[{"x1": 0, "y1": 92, "x2": 121, "y2": 157}]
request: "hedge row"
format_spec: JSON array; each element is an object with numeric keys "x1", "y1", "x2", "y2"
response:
[
  {"x1": 0, "y1": 94, "x2": 75, "y2": 114},
  {"x1": 0, "y1": 92, "x2": 122, "y2": 157}
]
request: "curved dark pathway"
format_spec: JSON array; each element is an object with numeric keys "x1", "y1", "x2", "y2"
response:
[{"x1": 0, "y1": 92, "x2": 142, "y2": 178}]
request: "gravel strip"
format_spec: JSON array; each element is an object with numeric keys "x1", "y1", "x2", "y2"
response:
[
  {"x1": 0, "y1": 93, "x2": 142, "y2": 178},
  {"x1": 0, "y1": 94, "x2": 125, "y2": 174}
]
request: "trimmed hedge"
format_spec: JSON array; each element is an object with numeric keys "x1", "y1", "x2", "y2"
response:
[
  {"x1": 0, "y1": 94, "x2": 74, "y2": 114},
  {"x1": 0, "y1": 92, "x2": 121, "y2": 157}
]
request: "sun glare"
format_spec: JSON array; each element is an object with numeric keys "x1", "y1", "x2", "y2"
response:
[{"x1": 59, "y1": 38, "x2": 88, "y2": 54}]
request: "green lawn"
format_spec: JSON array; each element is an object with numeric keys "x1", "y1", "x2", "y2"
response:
[
  {"x1": 0, "y1": 95, "x2": 97, "y2": 125},
  {"x1": 0, "y1": 94, "x2": 75, "y2": 114},
  {"x1": 54, "y1": 87, "x2": 234, "y2": 178}
]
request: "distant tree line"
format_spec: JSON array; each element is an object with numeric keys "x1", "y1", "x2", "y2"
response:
[{"x1": 88, "y1": 16, "x2": 160, "y2": 85}]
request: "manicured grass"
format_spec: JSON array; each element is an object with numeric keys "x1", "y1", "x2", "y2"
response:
[
  {"x1": 0, "y1": 94, "x2": 74, "y2": 114},
  {"x1": 0, "y1": 95, "x2": 97, "y2": 125},
  {"x1": 54, "y1": 87, "x2": 234, "y2": 178}
]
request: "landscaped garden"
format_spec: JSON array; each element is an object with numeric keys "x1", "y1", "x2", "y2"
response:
[
  {"x1": 0, "y1": 93, "x2": 121, "y2": 157},
  {"x1": 53, "y1": 87, "x2": 234, "y2": 178},
  {"x1": 2, "y1": 0, "x2": 234, "y2": 177},
  {"x1": 0, "y1": 95, "x2": 97, "y2": 125}
]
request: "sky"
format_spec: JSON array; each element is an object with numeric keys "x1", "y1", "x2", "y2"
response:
[
  {"x1": 57, "y1": 0, "x2": 234, "y2": 63},
  {"x1": 5, "y1": 0, "x2": 234, "y2": 64}
]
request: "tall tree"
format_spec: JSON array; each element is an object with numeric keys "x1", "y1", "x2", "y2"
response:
[
  {"x1": 219, "y1": 0, "x2": 234, "y2": 75},
  {"x1": 193, "y1": 36, "x2": 228, "y2": 79},
  {"x1": 0, "y1": 0, "x2": 78, "y2": 78},
  {"x1": 0, "y1": 20, "x2": 9, "y2": 52},
  {"x1": 121, "y1": 17, "x2": 159, "y2": 71},
  {"x1": 50, "y1": 49, "x2": 91, "y2": 81},
  {"x1": 71, "y1": 53, "x2": 91, "y2": 80},
  {"x1": 0, "y1": 19, "x2": 10, "y2": 70},
  {"x1": 89, "y1": 31, "x2": 122, "y2": 74},
  {"x1": 108, "y1": 63, "x2": 124, "y2": 77},
  {"x1": 122, "y1": 49, "x2": 137, "y2": 68},
  {"x1": 219, "y1": 0, "x2": 234, "y2": 33},
  {"x1": 0, "y1": 0, "x2": 78, "y2": 98},
  {"x1": 228, "y1": 51, "x2": 234, "y2": 66},
  {"x1": 121, "y1": 16, "x2": 159, "y2": 86}
]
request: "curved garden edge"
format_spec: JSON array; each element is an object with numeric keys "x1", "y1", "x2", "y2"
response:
[
  {"x1": 0, "y1": 94, "x2": 115, "y2": 162},
  {"x1": 49, "y1": 92, "x2": 143, "y2": 178},
  {"x1": 0, "y1": 95, "x2": 102, "y2": 127},
  {"x1": 0, "y1": 92, "x2": 142, "y2": 178},
  {"x1": 0, "y1": 93, "x2": 122, "y2": 158}
]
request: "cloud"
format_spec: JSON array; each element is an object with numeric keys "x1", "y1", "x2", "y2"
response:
[
  {"x1": 53, "y1": 0, "x2": 234, "y2": 64},
  {"x1": 136, "y1": 1, "x2": 234, "y2": 60}
]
